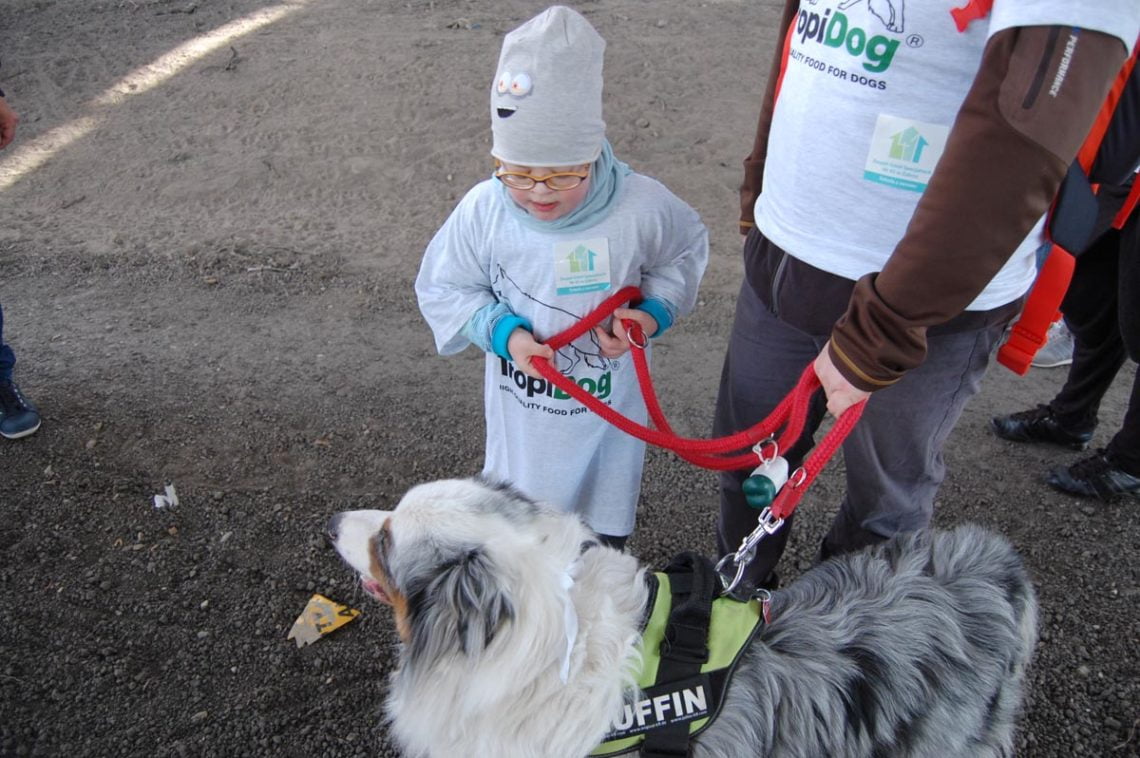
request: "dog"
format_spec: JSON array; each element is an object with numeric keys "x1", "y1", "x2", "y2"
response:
[{"x1": 328, "y1": 478, "x2": 1037, "y2": 757}]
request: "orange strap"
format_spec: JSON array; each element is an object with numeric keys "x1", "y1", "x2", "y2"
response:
[
  {"x1": 996, "y1": 245, "x2": 1075, "y2": 375},
  {"x1": 1113, "y1": 174, "x2": 1140, "y2": 230},
  {"x1": 772, "y1": 15, "x2": 797, "y2": 103},
  {"x1": 1076, "y1": 43, "x2": 1138, "y2": 173},
  {"x1": 1000, "y1": 36, "x2": 1138, "y2": 374}
]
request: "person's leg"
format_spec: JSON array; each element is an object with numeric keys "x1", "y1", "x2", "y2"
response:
[
  {"x1": 1049, "y1": 227, "x2": 1127, "y2": 429},
  {"x1": 1103, "y1": 206, "x2": 1140, "y2": 474},
  {"x1": 0, "y1": 302, "x2": 15, "y2": 383},
  {"x1": 0, "y1": 300, "x2": 41, "y2": 439},
  {"x1": 713, "y1": 278, "x2": 826, "y2": 587},
  {"x1": 823, "y1": 319, "x2": 1008, "y2": 556},
  {"x1": 1103, "y1": 364, "x2": 1140, "y2": 475},
  {"x1": 1046, "y1": 210, "x2": 1140, "y2": 499},
  {"x1": 991, "y1": 227, "x2": 1125, "y2": 448}
]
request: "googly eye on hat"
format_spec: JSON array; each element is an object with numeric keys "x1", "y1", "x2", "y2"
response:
[{"x1": 490, "y1": 6, "x2": 606, "y2": 168}]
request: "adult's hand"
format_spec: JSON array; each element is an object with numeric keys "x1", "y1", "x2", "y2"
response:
[{"x1": 814, "y1": 344, "x2": 870, "y2": 417}]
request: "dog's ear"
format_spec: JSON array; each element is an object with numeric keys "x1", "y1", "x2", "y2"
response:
[{"x1": 405, "y1": 546, "x2": 515, "y2": 662}]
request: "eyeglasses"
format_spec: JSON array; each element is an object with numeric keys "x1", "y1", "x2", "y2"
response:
[{"x1": 494, "y1": 164, "x2": 590, "y2": 191}]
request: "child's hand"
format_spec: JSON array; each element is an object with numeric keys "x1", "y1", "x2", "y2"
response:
[
  {"x1": 593, "y1": 307, "x2": 658, "y2": 358},
  {"x1": 0, "y1": 97, "x2": 19, "y2": 150},
  {"x1": 508, "y1": 327, "x2": 555, "y2": 379}
]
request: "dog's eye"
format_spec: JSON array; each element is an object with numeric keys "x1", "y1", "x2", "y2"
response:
[{"x1": 372, "y1": 521, "x2": 393, "y2": 577}]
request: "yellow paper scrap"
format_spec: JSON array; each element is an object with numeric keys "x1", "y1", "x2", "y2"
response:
[{"x1": 287, "y1": 594, "x2": 361, "y2": 648}]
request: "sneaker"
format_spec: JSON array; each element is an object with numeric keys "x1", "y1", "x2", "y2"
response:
[
  {"x1": 1047, "y1": 450, "x2": 1140, "y2": 500},
  {"x1": 0, "y1": 380, "x2": 41, "y2": 439},
  {"x1": 1031, "y1": 321, "x2": 1074, "y2": 368},
  {"x1": 990, "y1": 404, "x2": 1093, "y2": 450}
]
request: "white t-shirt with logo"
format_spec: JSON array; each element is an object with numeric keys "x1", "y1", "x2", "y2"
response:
[
  {"x1": 417, "y1": 175, "x2": 708, "y2": 536},
  {"x1": 755, "y1": 0, "x2": 1140, "y2": 310}
]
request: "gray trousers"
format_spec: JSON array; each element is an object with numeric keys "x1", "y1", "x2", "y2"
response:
[{"x1": 713, "y1": 275, "x2": 1009, "y2": 587}]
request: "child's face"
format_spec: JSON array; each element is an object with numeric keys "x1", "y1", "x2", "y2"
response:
[{"x1": 498, "y1": 162, "x2": 591, "y2": 222}]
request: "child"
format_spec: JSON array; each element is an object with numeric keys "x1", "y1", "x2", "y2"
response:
[{"x1": 415, "y1": 5, "x2": 708, "y2": 548}]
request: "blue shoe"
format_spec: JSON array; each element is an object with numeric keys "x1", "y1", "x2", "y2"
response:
[{"x1": 0, "y1": 380, "x2": 41, "y2": 439}]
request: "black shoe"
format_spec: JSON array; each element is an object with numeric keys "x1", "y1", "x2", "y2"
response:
[
  {"x1": 990, "y1": 405, "x2": 1092, "y2": 450},
  {"x1": 1047, "y1": 450, "x2": 1140, "y2": 501}
]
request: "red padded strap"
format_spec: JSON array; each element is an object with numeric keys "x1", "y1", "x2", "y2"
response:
[{"x1": 997, "y1": 245, "x2": 1075, "y2": 375}]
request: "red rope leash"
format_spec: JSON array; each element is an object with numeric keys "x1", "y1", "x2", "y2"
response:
[
  {"x1": 530, "y1": 288, "x2": 866, "y2": 517},
  {"x1": 537, "y1": 286, "x2": 800, "y2": 461}
]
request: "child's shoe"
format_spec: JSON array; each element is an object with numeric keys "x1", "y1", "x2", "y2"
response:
[{"x1": 0, "y1": 379, "x2": 41, "y2": 439}]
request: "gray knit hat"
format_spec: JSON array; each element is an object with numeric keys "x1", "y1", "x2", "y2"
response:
[{"x1": 490, "y1": 6, "x2": 606, "y2": 167}]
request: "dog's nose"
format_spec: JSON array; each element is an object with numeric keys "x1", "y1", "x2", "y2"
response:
[{"x1": 326, "y1": 513, "x2": 344, "y2": 545}]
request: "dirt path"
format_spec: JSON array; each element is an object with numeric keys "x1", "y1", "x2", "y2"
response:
[{"x1": 1, "y1": 1, "x2": 1136, "y2": 755}]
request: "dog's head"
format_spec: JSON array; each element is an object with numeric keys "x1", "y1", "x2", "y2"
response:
[{"x1": 328, "y1": 477, "x2": 594, "y2": 665}]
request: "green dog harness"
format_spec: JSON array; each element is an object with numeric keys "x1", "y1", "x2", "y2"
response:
[{"x1": 591, "y1": 552, "x2": 767, "y2": 757}]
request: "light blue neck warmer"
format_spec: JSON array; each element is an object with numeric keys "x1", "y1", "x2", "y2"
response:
[{"x1": 498, "y1": 139, "x2": 632, "y2": 234}]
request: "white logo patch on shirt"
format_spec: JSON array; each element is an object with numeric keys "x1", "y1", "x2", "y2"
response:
[
  {"x1": 863, "y1": 113, "x2": 950, "y2": 193},
  {"x1": 554, "y1": 237, "x2": 611, "y2": 295}
]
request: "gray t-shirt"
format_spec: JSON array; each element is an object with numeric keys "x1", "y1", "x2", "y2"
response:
[
  {"x1": 755, "y1": 0, "x2": 1139, "y2": 310},
  {"x1": 416, "y1": 174, "x2": 708, "y2": 535}
]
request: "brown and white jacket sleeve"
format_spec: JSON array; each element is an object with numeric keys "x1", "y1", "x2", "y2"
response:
[{"x1": 827, "y1": 26, "x2": 1128, "y2": 390}]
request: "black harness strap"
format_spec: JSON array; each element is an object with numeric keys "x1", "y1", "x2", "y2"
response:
[{"x1": 639, "y1": 552, "x2": 718, "y2": 758}]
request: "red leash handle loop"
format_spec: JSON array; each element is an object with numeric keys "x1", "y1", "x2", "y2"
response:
[
  {"x1": 770, "y1": 398, "x2": 865, "y2": 519},
  {"x1": 544, "y1": 286, "x2": 642, "y2": 351}
]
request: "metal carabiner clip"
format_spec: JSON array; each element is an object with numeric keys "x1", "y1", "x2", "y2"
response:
[
  {"x1": 752, "y1": 437, "x2": 778, "y2": 465},
  {"x1": 716, "y1": 508, "x2": 785, "y2": 597},
  {"x1": 622, "y1": 319, "x2": 649, "y2": 350}
]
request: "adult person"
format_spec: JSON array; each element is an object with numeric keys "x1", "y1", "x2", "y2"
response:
[
  {"x1": 991, "y1": 180, "x2": 1139, "y2": 500},
  {"x1": 714, "y1": 2, "x2": 1140, "y2": 589},
  {"x1": 0, "y1": 80, "x2": 42, "y2": 440}
]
